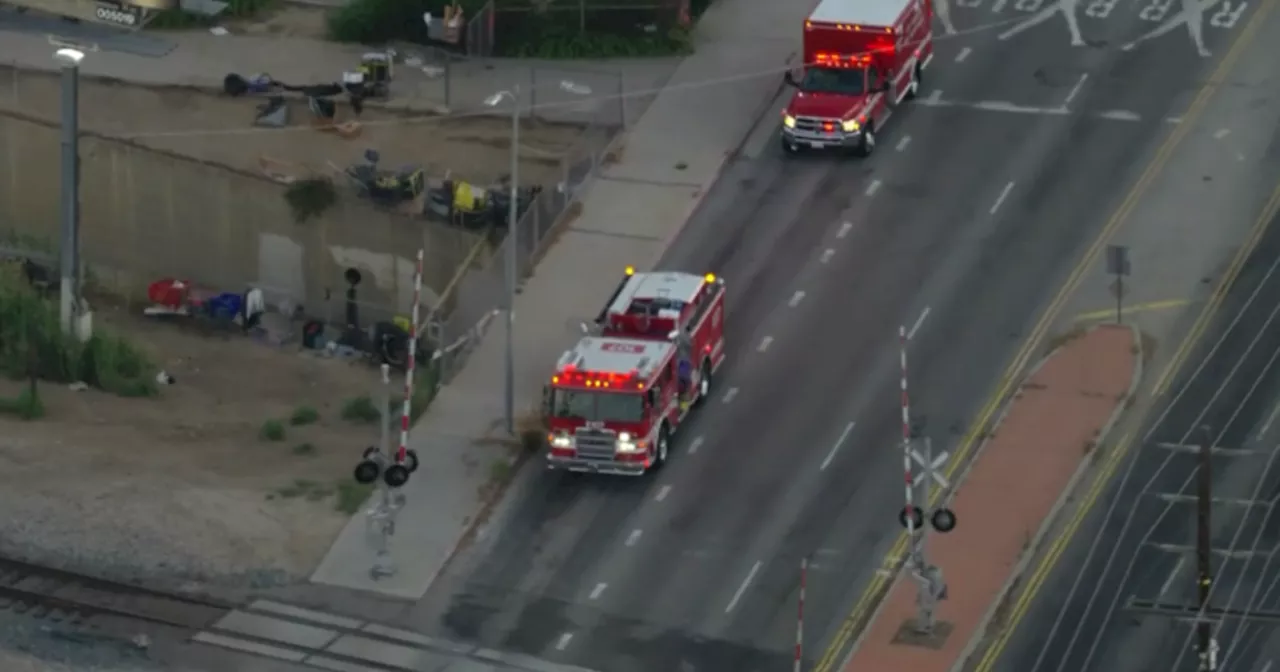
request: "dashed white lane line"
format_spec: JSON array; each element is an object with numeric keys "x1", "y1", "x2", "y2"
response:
[
  {"x1": 989, "y1": 181, "x2": 1015, "y2": 215},
  {"x1": 820, "y1": 421, "x2": 856, "y2": 471},
  {"x1": 556, "y1": 633, "x2": 574, "y2": 650},
  {"x1": 722, "y1": 387, "x2": 739, "y2": 404},
  {"x1": 655, "y1": 485, "x2": 672, "y2": 502},
  {"x1": 625, "y1": 529, "x2": 643, "y2": 546},
  {"x1": 1158, "y1": 557, "x2": 1184, "y2": 597},
  {"x1": 789, "y1": 291, "x2": 806, "y2": 307},
  {"x1": 955, "y1": 47, "x2": 971, "y2": 63},
  {"x1": 589, "y1": 583, "x2": 607, "y2": 600},
  {"x1": 820, "y1": 248, "x2": 835, "y2": 264},
  {"x1": 1063, "y1": 73, "x2": 1088, "y2": 107},
  {"x1": 724, "y1": 561, "x2": 763, "y2": 613},
  {"x1": 757, "y1": 336, "x2": 773, "y2": 352},
  {"x1": 865, "y1": 179, "x2": 882, "y2": 196},
  {"x1": 837, "y1": 222, "x2": 853, "y2": 238},
  {"x1": 689, "y1": 436, "x2": 704, "y2": 454},
  {"x1": 895, "y1": 135, "x2": 912, "y2": 152},
  {"x1": 907, "y1": 306, "x2": 931, "y2": 340},
  {"x1": 1214, "y1": 128, "x2": 1231, "y2": 140},
  {"x1": 926, "y1": 88, "x2": 943, "y2": 105}
]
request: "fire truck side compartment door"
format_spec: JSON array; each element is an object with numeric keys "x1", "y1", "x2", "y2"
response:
[{"x1": 646, "y1": 388, "x2": 658, "y2": 407}]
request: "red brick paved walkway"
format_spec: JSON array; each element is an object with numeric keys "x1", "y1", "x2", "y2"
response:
[{"x1": 843, "y1": 324, "x2": 1137, "y2": 672}]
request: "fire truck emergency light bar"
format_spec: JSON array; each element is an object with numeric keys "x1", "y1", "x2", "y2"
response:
[
  {"x1": 805, "y1": 21, "x2": 894, "y2": 33},
  {"x1": 623, "y1": 265, "x2": 718, "y2": 285},
  {"x1": 552, "y1": 368, "x2": 646, "y2": 389}
]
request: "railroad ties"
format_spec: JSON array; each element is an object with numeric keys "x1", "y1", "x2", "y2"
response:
[{"x1": 0, "y1": 557, "x2": 232, "y2": 630}]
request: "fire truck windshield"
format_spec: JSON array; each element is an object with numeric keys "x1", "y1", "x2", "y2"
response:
[
  {"x1": 800, "y1": 67, "x2": 867, "y2": 95},
  {"x1": 551, "y1": 389, "x2": 645, "y2": 423}
]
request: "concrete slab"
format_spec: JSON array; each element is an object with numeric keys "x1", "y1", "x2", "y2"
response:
[
  {"x1": 190, "y1": 632, "x2": 307, "y2": 662},
  {"x1": 306, "y1": 657, "x2": 387, "y2": 672},
  {"x1": 247, "y1": 599, "x2": 365, "y2": 630},
  {"x1": 327, "y1": 634, "x2": 424, "y2": 669},
  {"x1": 211, "y1": 611, "x2": 339, "y2": 650}
]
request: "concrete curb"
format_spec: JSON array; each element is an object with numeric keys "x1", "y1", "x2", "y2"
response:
[
  {"x1": 836, "y1": 325, "x2": 1143, "y2": 672},
  {"x1": 948, "y1": 323, "x2": 1145, "y2": 672}
]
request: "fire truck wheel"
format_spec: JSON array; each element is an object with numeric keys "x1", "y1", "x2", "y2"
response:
[
  {"x1": 856, "y1": 128, "x2": 876, "y2": 158},
  {"x1": 654, "y1": 425, "x2": 670, "y2": 468},
  {"x1": 780, "y1": 136, "x2": 799, "y2": 156},
  {"x1": 693, "y1": 360, "x2": 712, "y2": 407}
]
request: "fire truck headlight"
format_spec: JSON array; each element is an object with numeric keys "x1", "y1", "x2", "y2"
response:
[
  {"x1": 783, "y1": 114, "x2": 797, "y2": 129},
  {"x1": 550, "y1": 433, "x2": 572, "y2": 448},
  {"x1": 842, "y1": 118, "x2": 860, "y2": 132},
  {"x1": 616, "y1": 432, "x2": 643, "y2": 453}
]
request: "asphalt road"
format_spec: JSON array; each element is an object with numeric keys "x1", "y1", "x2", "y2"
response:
[{"x1": 409, "y1": 6, "x2": 1263, "y2": 671}]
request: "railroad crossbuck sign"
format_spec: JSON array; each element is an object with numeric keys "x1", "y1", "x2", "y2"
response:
[{"x1": 898, "y1": 449, "x2": 958, "y2": 533}]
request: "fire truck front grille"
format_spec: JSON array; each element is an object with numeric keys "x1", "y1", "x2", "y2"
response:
[
  {"x1": 795, "y1": 116, "x2": 840, "y2": 134},
  {"x1": 574, "y1": 430, "x2": 617, "y2": 460}
]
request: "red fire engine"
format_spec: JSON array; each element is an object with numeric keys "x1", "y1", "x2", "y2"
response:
[
  {"x1": 780, "y1": 0, "x2": 934, "y2": 157},
  {"x1": 542, "y1": 266, "x2": 726, "y2": 475}
]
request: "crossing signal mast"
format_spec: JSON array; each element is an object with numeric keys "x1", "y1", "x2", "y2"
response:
[{"x1": 897, "y1": 326, "x2": 956, "y2": 636}]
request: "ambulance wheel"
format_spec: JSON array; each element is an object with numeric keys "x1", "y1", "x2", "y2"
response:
[
  {"x1": 694, "y1": 359, "x2": 712, "y2": 407},
  {"x1": 855, "y1": 127, "x2": 876, "y2": 158},
  {"x1": 906, "y1": 63, "x2": 922, "y2": 100},
  {"x1": 781, "y1": 136, "x2": 800, "y2": 156},
  {"x1": 653, "y1": 425, "x2": 671, "y2": 470}
]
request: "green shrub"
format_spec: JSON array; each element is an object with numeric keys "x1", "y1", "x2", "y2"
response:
[
  {"x1": 341, "y1": 395, "x2": 381, "y2": 424},
  {"x1": 0, "y1": 265, "x2": 155, "y2": 397},
  {"x1": 327, "y1": 0, "x2": 442, "y2": 44},
  {"x1": 505, "y1": 25, "x2": 692, "y2": 59},
  {"x1": 0, "y1": 386, "x2": 45, "y2": 420},
  {"x1": 284, "y1": 178, "x2": 338, "y2": 224},
  {"x1": 149, "y1": 0, "x2": 276, "y2": 30},
  {"x1": 260, "y1": 419, "x2": 286, "y2": 441},
  {"x1": 290, "y1": 405, "x2": 320, "y2": 426}
]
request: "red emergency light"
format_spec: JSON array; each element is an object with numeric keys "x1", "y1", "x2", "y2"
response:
[
  {"x1": 814, "y1": 51, "x2": 872, "y2": 68},
  {"x1": 552, "y1": 368, "x2": 646, "y2": 390}
]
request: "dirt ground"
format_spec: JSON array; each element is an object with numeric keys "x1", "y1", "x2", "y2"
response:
[{"x1": 0, "y1": 302, "x2": 400, "y2": 587}]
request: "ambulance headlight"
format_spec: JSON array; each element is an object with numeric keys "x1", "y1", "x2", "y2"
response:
[
  {"x1": 842, "y1": 118, "x2": 860, "y2": 133},
  {"x1": 616, "y1": 432, "x2": 642, "y2": 453},
  {"x1": 550, "y1": 433, "x2": 572, "y2": 448},
  {"x1": 783, "y1": 114, "x2": 797, "y2": 129}
]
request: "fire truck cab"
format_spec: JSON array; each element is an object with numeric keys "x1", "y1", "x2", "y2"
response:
[
  {"x1": 780, "y1": 0, "x2": 934, "y2": 157},
  {"x1": 542, "y1": 267, "x2": 726, "y2": 475}
]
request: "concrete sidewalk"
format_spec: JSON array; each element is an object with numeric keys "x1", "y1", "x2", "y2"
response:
[{"x1": 311, "y1": 0, "x2": 806, "y2": 599}]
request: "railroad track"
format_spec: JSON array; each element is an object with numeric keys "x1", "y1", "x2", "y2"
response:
[{"x1": 0, "y1": 557, "x2": 234, "y2": 631}]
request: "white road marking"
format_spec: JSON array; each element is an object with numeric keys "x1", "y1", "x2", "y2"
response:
[
  {"x1": 990, "y1": 181, "x2": 1015, "y2": 215},
  {"x1": 655, "y1": 485, "x2": 672, "y2": 502},
  {"x1": 689, "y1": 436, "x2": 704, "y2": 454},
  {"x1": 789, "y1": 291, "x2": 806, "y2": 307},
  {"x1": 820, "y1": 248, "x2": 835, "y2": 264},
  {"x1": 722, "y1": 387, "x2": 739, "y2": 403},
  {"x1": 625, "y1": 529, "x2": 643, "y2": 546},
  {"x1": 1166, "y1": 116, "x2": 1183, "y2": 124},
  {"x1": 1098, "y1": 109, "x2": 1142, "y2": 121},
  {"x1": 555, "y1": 633, "x2": 574, "y2": 650},
  {"x1": 991, "y1": 0, "x2": 1009, "y2": 10},
  {"x1": 907, "y1": 306, "x2": 931, "y2": 340},
  {"x1": 836, "y1": 222, "x2": 853, "y2": 238},
  {"x1": 757, "y1": 336, "x2": 773, "y2": 352},
  {"x1": 590, "y1": 583, "x2": 607, "y2": 600},
  {"x1": 866, "y1": 180, "x2": 882, "y2": 196},
  {"x1": 955, "y1": 47, "x2": 971, "y2": 63},
  {"x1": 1159, "y1": 557, "x2": 1185, "y2": 597},
  {"x1": 1260, "y1": 660, "x2": 1273, "y2": 672},
  {"x1": 724, "y1": 561, "x2": 763, "y2": 613},
  {"x1": 1214, "y1": 128, "x2": 1231, "y2": 139},
  {"x1": 974, "y1": 100, "x2": 1069, "y2": 116},
  {"x1": 1063, "y1": 73, "x2": 1088, "y2": 107},
  {"x1": 821, "y1": 421, "x2": 856, "y2": 471},
  {"x1": 875, "y1": 568, "x2": 892, "y2": 578},
  {"x1": 895, "y1": 135, "x2": 912, "y2": 152},
  {"x1": 926, "y1": 88, "x2": 943, "y2": 105},
  {"x1": 1258, "y1": 400, "x2": 1280, "y2": 439}
]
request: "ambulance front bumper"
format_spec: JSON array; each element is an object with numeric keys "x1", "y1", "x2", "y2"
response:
[{"x1": 781, "y1": 127, "x2": 861, "y2": 150}]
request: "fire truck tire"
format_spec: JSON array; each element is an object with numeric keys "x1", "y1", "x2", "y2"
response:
[
  {"x1": 780, "y1": 136, "x2": 800, "y2": 156},
  {"x1": 653, "y1": 425, "x2": 671, "y2": 469},
  {"x1": 855, "y1": 127, "x2": 876, "y2": 158},
  {"x1": 694, "y1": 359, "x2": 713, "y2": 407}
]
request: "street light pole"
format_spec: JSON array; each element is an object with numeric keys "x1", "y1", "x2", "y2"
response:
[
  {"x1": 484, "y1": 79, "x2": 592, "y2": 436},
  {"x1": 55, "y1": 47, "x2": 85, "y2": 336}
]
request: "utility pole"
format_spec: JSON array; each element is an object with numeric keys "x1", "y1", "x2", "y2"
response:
[
  {"x1": 1197, "y1": 425, "x2": 1214, "y2": 670},
  {"x1": 55, "y1": 46, "x2": 85, "y2": 336}
]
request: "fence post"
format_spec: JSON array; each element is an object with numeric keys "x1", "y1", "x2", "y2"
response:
[{"x1": 528, "y1": 67, "x2": 538, "y2": 121}]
